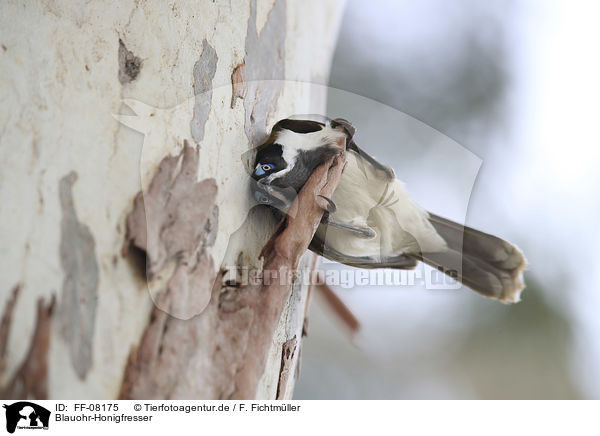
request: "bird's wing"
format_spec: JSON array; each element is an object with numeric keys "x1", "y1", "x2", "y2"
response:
[
  {"x1": 317, "y1": 143, "x2": 447, "y2": 258},
  {"x1": 309, "y1": 237, "x2": 418, "y2": 270}
]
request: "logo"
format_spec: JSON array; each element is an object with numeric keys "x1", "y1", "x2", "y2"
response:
[{"x1": 2, "y1": 402, "x2": 50, "y2": 434}]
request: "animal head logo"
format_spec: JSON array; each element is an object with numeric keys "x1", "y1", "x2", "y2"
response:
[{"x1": 3, "y1": 402, "x2": 50, "y2": 434}]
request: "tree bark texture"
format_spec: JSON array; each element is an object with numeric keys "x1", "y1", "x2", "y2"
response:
[{"x1": 0, "y1": 0, "x2": 345, "y2": 399}]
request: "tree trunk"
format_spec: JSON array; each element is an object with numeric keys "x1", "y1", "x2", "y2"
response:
[{"x1": 0, "y1": 0, "x2": 344, "y2": 399}]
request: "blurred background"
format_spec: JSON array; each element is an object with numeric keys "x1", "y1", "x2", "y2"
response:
[{"x1": 294, "y1": 0, "x2": 600, "y2": 399}]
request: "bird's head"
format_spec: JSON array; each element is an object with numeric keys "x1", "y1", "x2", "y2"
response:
[{"x1": 252, "y1": 117, "x2": 351, "y2": 193}]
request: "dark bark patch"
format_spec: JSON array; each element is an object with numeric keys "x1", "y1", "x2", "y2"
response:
[
  {"x1": 0, "y1": 285, "x2": 20, "y2": 374},
  {"x1": 0, "y1": 294, "x2": 55, "y2": 400},
  {"x1": 58, "y1": 171, "x2": 99, "y2": 380},
  {"x1": 190, "y1": 39, "x2": 218, "y2": 143},
  {"x1": 118, "y1": 38, "x2": 142, "y2": 84}
]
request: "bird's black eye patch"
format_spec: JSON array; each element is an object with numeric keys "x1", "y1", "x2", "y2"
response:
[
  {"x1": 274, "y1": 118, "x2": 324, "y2": 133},
  {"x1": 253, "y1": 143, "x2": 286, "y2": 178}
]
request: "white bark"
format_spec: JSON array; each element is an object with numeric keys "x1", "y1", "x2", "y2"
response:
[{"x1": 0, "y1": 0, "x2": 344, "y2": 399}]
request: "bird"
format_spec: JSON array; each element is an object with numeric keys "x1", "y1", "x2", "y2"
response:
[{"x1": 251, "y1": 117, "x2": 527, "y2": 303}]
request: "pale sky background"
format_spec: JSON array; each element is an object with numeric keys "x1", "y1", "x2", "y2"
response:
[{"x1": 294, "y1": 0, "x2": 600, "y2": 399}]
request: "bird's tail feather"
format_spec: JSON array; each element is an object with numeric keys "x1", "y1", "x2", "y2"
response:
[{"x1": 416, "y1": 213, "x2": 527, "y2": 303}]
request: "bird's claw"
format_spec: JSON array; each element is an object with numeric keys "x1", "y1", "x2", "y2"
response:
[{"x1": 318, "y1": 195, "x2": 337, "y2": 213}]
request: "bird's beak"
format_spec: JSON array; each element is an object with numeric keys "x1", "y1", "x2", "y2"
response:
[{"x1": 254, "y1": 165, "x2": 266, "y2": 177}]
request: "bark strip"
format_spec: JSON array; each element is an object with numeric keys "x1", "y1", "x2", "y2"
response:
[
  {"x1": 0, "y1": 295, "x2": 55, "y2": 400},
  {"x1": 316, "y1": 282, "x2": 361, "y2": 337},
  {"x1": 119, "y1": 144, "x2": 346, "y2": 399},
  {"x1": 0, "y1": 285, "x2": 20, "y2": 372},
  {"x1": 276, "y1": 337, "x2": 298, "y2": 400}
]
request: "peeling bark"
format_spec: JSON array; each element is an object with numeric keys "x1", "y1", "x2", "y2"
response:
[
  {"x1": 120, "y1": 145, "x2": 346, "y2": 400},
  {"x1": 276, "y1": 337, "x2": 298, "y2": 400},
  {"x1": 316, "y1": 282, "x2": 361, "y2": 337},
  {"x1": 0, "y1": 286, "x2": 20, "y2": 374},
  {"x1": 230, "y1": 63, "x2": 247, "y2": 108},
  {"x1": 0, "y1": 295, "x2": 55, "y2": 400},
  {"x1": 191, "y1": 40, "x2": 218, "y2": 143},
  {"x1": 123, "y1": 142, "x2": 218, "y2": 320}
]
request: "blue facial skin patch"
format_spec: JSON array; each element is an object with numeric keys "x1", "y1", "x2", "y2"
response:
[{"x1": 254, "y1": 166, "x2": 266, "y2": 177}]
